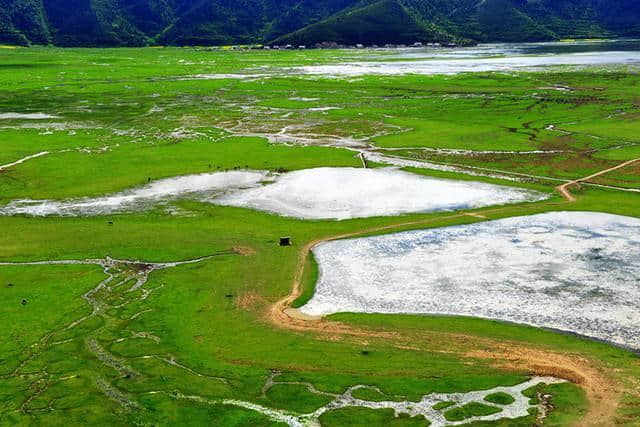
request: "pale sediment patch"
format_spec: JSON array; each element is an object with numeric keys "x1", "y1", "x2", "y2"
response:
[
  {"x1": 377, "y1": 146, "x2": 568, "y2": 156},
  {"x1": 214, "y1": 167, "x2": 545, "y2": 220},
  {"x1": 0, "y1": 112, "x2": 60, "y2": 120},
  {"x1": 289, "y1": 97, "x2": 320, "y2": 102},
  {"x1": 217, "y1": 119, "x2": 367, "y2": 148},
  {"x1": 283, "y1": 308, "x2": 322, "y2": 321},
  {"x1": 301, "y1": 211, "x2": 640, "y2": 350},
  {"x1": 0, "y1": 171, "x2": 268, "y2": 216},
  {"x1": 307, "y1": 107, "x2": 341, "y2": 112},
  {"x1": 0, "y1": 122, "x2": 94, "y2": 131},
  {"x1": 364, "y1": 151, "x2": 568, "y2": 184},
  {"x1": 179, "y1": 73, "x2": 271, "y2": 80}
]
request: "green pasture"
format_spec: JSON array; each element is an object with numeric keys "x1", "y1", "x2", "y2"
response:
[{"x1": 0, "y1": 46, "x2": 638, "y2": 425}]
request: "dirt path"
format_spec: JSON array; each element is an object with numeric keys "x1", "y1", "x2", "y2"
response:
[
  {"x1": 266, "y1": 194, "x2": 629, "y2": 424},
  {"x1": 267, "y1": 204, "x2": 558, "y2": 334},
  {"x1": 267, "y1": 213, "x2": 469, "y2": 336},
  {"x1": 556, "y1": 157, "x2": 640, "y2": 202},
  {"x1": 466, "y1": 346, "x2": 620, "y2": 426},
  {"x1": 267, "y1": 195, "x2": 576, "y2": 334}
]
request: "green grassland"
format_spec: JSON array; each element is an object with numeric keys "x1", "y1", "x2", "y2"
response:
[
  {"x1": 484, "y1": 392, "x2": 515, "y2": 405},
  {"x1": 0, "y1": 46, "x2": 639, "y2": 426}
]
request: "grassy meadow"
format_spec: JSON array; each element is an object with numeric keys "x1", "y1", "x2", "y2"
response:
[{"x1": 0, "y1": 46, "x2": 639, "y2": 426}]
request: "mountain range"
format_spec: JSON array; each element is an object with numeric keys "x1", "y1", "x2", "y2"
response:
[{"x1": 1, "y1": 0, "x2": 639, "y2": 47}]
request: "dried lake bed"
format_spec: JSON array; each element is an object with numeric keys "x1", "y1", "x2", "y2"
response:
[
  {"x1": 301, "y1": 211, "x2": 640, "y2": 350},
  {"x1": 0, "y1": 167, "x2": 544, "y2": 219}
]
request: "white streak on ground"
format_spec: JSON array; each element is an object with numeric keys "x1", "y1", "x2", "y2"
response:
[
  {"x1": 0, "y1": 113, "x2": 60, "y2": 120},
  {"x1": 173, "y1": 375, "x2": 565, "y2": 427},
  {"x1": 0, "y1": 151, "x2": 49, "y2": 170}
]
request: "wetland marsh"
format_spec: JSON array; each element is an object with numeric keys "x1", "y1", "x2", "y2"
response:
[{"x1": 1, "y1": 41, "x2": 639, "y2": 426}]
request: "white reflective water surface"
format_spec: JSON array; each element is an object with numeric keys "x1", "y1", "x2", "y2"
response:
[{"x1": 302, "y1": 212, "x2": 640, "y2": 350}]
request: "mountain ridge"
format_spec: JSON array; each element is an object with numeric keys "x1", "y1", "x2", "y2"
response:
[{"x1": 1, "y1": 0, "x2": 639, "y2": 47}]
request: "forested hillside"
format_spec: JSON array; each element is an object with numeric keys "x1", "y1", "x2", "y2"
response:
[{"x1": 1, "y1": 0, "x2": 639, "y2": 47}]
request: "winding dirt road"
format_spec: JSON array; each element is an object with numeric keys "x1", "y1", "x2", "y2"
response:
[{"x1": 267, "y1": 213, "x2": 468, "y2": 335}]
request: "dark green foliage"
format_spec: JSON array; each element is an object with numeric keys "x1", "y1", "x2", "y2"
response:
[
  {"x1": 484, "y1": 391, "x2": 515, "y2": 405},
  {"x1": 1, "y1": 0, "x2": 639, "y2": 46},
  {"x1": 432, "y1": 400, "x2": 456, "y2": 410},
  {"x1": 443, "y1": 402, "x2": 502, "y2": 421},
  {"x1": 319, "y1": 407, "x2": 430, "y2": 426},
  {"x1": 273, "y1": 0, "x2": 451, "y2": 46},
  {"x1": 475, "y1": 0, "x2": 556, "y2": 42},
  {"x1": 264, "y1": 384, "x2": 333, "y2": 413},
  {"x1": 0, "y1": 0, "x2": 49, "y2": 45}
]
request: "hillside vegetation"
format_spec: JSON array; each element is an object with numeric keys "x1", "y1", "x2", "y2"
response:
[{"x1": 1, "y1": 0, "x2": 639, "y2": 47}]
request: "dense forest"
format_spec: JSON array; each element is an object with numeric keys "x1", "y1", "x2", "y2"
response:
[{"x1": 1, "y1": 0, "x2": 639, "y2": 47}]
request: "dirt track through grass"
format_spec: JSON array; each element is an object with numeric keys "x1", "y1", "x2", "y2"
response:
[
  {"x1": 556, "y1": 157, "x2": 640, "y2": 202},
  {"x1": 266, "y1": 192, "x2": 633, "y2": 425}
]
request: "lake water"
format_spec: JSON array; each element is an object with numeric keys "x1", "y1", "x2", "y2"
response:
[
  {"x1": 302, "y1": 211, "x2": 640, "y2": 350},
  {"x1": 214, "y1": 167, "x2": 545, "y2": 219},
  {"x1": 296, "y1": 39, "x2": 640, "y2": 76},
  {"x1": 0, "y1": 167, "x2": 545, "y2": 219}
]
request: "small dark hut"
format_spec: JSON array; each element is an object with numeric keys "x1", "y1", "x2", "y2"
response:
[{"x1": 279, "y1": 237, "x2": 291, "y2": 247}]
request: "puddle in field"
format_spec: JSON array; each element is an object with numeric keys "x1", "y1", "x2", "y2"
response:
[
  {"x1": 0, "y1": 167, "x2": 545, "y2": 218},
  {"x1": 213, "y1": 167, "x2": 545, "y2": 220},
  {"x1": 0, "y1": 112, "x2": 60, "y2": 120},
  {"x1": 179, "y1": 73, "x2": 271, "y2": 81},
  {"x1": 0, "y1": 171, "x2": 268, "y2": 216},
  {"x1": 301, "y1": 212, "x2": 640, "y2": 350},
  {"x1": 289, "y1": 97, "x2": 320, "y2": 102}
]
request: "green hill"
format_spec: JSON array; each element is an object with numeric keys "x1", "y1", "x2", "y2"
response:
[
  {"x1": 1, "y1": 0, "x2": 639, "y2": 47},
  {"x1": 273, "y1": 0, "x2": 452, "y2": 46}
]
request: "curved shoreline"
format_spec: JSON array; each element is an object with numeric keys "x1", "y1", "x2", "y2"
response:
[{"x1": 265, "y1": 177, "x2": 640, "y2": 424}]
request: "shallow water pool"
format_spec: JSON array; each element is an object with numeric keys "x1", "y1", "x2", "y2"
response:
[
  {"x1": 1, "y1": 167, "x2": 545, "y2": 219},
  {"x1": 301, "y1": 212, "x2": 640, "y2": 350}
]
